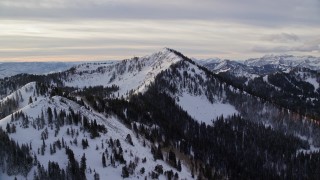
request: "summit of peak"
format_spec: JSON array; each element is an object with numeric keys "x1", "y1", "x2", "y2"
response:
[{"x1": 150, "y1": 47, "x2": 180, "y2": 56}]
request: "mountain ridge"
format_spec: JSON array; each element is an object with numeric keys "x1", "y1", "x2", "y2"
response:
[{"x1": 62, "y1": 48, "x2": 183, "y2": 98}]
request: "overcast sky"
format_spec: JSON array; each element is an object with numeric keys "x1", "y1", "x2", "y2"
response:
[{"x1": 0, "y1": 0, "x2": 319, "y2": 61}]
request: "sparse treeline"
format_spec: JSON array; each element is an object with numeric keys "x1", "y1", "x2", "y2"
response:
[
  {"x1": 2, "y1": 96, "x2": 109, "y2": 179},
  {"x1": 0, "y1": 81, "x2": 48, "y2": 119}
]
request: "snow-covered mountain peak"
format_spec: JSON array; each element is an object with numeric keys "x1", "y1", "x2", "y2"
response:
[
  {"x1": 63, "y1": 48, "x2": 184, "y2": 97},
  {"x1": 133, "y1": 48, "x2": 182, "y2": 69}
]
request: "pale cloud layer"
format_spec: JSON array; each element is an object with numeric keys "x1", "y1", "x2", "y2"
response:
[
  {"x1": 261, "y1": 33, "x2": 300, "y2": 42},
  {"x1": 0, "y1": 0, "x2": 319, "y2": 61}
]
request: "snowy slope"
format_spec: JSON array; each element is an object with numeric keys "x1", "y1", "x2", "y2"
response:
[
  {"x1": 0, "y1": 95, "x2": 193, "y2": 180},
  {"x1": 176, "y1": 63, "x2": 238, "y2": 125},
  {"x1": 63, "y1": 48, "x2": 182, "y2": 97},
  {"x1": 178, "y1": 92, "x2": 238, "y2": 125},
  {"x1": 293, "y1": 71, "x2": 320, "y2": 92},
  {"x1": 305, "y1": 77, "x2": 319, "y2": 90},
  {"x1": 157, "y1": 56, "x2": 239, "y2": 125},
  {"x1": 0, "y1": 82, "x2": 40, "y2": 107}
]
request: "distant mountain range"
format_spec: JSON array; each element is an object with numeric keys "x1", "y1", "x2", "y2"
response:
[
  {"x1": 1, "y1": 54, "x2": 319, "y2": 79},
  {"x1": 195, "y1": 54, "x2": 320, "y2": 77},
  {"x1": 0, "y1": 62, "x2": 82, "y2": 79}
]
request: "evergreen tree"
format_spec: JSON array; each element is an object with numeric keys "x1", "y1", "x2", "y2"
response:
[
  {"x1": 47, "y1": 107, "x2": 53, "y2": 124},
  {"x1": 102, "y1": 153, "x2": 106, "y2": 168},
  {"x1": 177, "y1": 160, "x2": 182, "y2": 172},
  {"x1": 122, "y1": 166, "x2": 129, "y2": 178},
  {"x1": 6, "y1": 123, "x2": 10, "y2": 133},
  {"x1": 28, "y1": 96, "x2": 33, "y2": 104},
  {"x1": 80, "y1": 153, "x2": 87, "y2": 176}
]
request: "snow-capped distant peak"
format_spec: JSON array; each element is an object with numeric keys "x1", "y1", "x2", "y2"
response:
[
  {"x1": 245, "y1": 55, "x2": 320, "y2": 71},
  {"x1": 193, "y1": 58, "x2": 223, "y2": 65}
]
